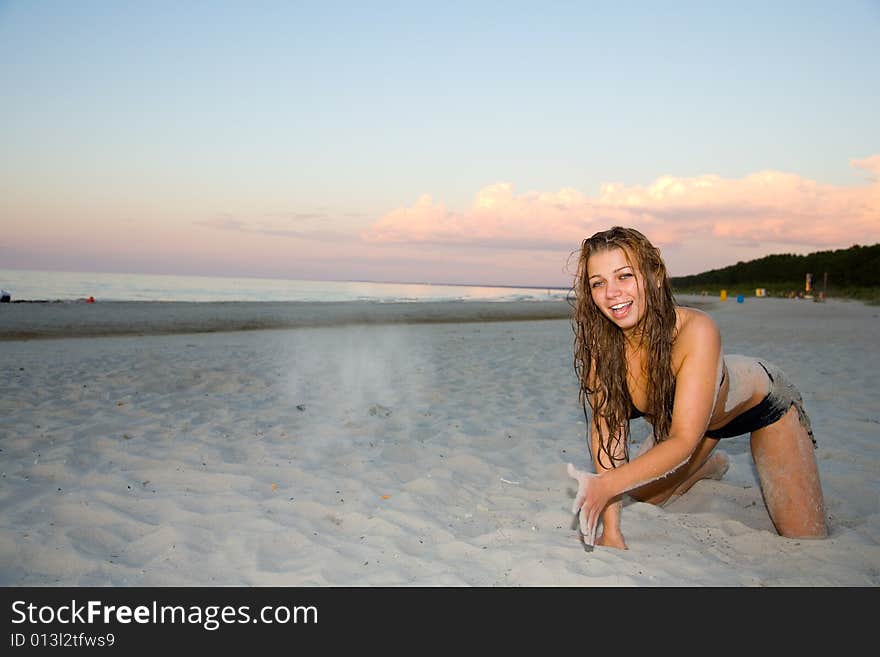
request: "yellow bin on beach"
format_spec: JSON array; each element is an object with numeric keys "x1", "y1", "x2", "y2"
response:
[{"x1": 720, "y1": 289, "x2": 728, "y2": 302}]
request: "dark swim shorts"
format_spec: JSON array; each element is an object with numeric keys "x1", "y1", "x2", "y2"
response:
[{"x1": 705, "y1": 361, "x2": 816, "y2": 447}]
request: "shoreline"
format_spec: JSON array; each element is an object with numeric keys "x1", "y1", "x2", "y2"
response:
[
  {"x1": 0, "y1": 300, "x2": 576, "y2": 341},
  {"x1": 0, "y1": 294, "x2": 849, "y2": 342},
  {"x1": 0, "y1": 294, "x2": 845, "y2": 341}
]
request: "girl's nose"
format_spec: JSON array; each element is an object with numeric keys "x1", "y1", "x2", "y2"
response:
[{"x1": 605, "y1": 280, "x2": 621, "y2": 297}]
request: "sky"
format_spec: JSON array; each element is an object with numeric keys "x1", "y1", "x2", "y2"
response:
[{"x1": 1, "y1": 0, "x2": 878, "y2": 287}]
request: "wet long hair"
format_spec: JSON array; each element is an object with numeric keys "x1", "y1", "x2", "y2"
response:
[{"x1": 571, "y1": 227, "x2": 678, "y2": 468}]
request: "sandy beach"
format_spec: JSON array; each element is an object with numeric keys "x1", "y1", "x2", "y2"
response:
[{"x1": 1, "y1": 295, "x2": 878, "y2": 586}]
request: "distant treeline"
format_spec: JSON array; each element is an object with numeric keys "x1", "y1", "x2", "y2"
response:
[{"x1": 670, "y1": 243, "x2": 880, "y2": 301}]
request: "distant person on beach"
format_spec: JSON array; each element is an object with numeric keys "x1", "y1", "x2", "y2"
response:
[{"x1": 567, "y1": 227, "x2": 826, "y2": 549}]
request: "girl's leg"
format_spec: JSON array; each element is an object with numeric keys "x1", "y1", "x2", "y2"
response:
[
  {"x1": 630, "y1": 436, "x2": 728, "y2": 506},
  {"x1": 750, "y1": 405, "x2": 827, "y2": 538}
]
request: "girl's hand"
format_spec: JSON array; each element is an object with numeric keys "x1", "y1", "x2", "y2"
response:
[{"x1": 567, "y1": 463, "x2": 612, "y2": 547}]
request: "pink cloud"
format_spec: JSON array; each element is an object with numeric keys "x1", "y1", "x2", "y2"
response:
[
  {"x1": 852, "y1": 154, "x2": 880, "y2": 181},
  {"x1": 363, "y1": 156, "x2": 880, "y2": 251},
  {"x1": 363, "y1": 184, "x2": 615, "y2": 249}
]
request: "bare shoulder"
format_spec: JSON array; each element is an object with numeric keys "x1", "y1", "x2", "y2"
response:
[
  {"x1": 673, "y1": 306, "x2": 721, "y2": 354},
  {"x1": 675, "y1": 306, "x2": 719, "y2": 336}
]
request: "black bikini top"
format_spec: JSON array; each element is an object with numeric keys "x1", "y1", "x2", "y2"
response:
[
  {"x1": 629, "y1": 366, "x2": 726, "y2": 420},
  {"x1": 629, "y1": 403, "x2": 646, "y2": 420}
]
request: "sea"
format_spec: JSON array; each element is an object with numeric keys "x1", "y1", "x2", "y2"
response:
[{"x1": 0, "y1": 269, "x2": 571, "y2": 304}]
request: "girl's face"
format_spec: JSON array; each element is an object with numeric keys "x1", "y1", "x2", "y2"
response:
[{"x1": 586, "y1": 247, "x2": 647, "y2": 334}]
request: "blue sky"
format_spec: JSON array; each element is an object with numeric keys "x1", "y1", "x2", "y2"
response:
[{"x1": 1, "y1": 1, "x2": 878, "y2": 285}]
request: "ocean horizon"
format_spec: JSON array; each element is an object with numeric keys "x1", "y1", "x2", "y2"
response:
[{"x1": 0, "y1": 268, "x2": 571, "y2": 304}]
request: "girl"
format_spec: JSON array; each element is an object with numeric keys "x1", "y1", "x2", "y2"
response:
[{"x1": 567, "y1": 227, "x2": 826, "y2": 549}]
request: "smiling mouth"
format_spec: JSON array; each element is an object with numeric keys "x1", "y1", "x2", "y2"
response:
[{"x1": 609, "y1": 301, "x2": 633, "y2": 318}]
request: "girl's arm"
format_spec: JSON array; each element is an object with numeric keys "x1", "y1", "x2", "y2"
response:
[
  {"x1": 571, "y1": 312, "x2": 722, "y2": 544},
  {"x1": 590, "y1": 414, "x2": 627, "y2": 548},
  {"x1": 567, "y1": 371, "x2": 628, "y2": 548},
  {"x1": 567, "y1": 411, "x2": 628, "y2": 548}
]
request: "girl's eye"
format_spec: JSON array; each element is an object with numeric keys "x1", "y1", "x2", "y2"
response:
[
  {"x1": 619, "y1": 273, "x2": 633, "y2": 280},
  {"x1": 591, "y1": 280, "x2": 604, "y2": 289}
]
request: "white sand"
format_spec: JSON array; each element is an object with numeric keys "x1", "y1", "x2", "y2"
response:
[{"x1": 1, "y1": 296, "x2": 877, "y2": 586}]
